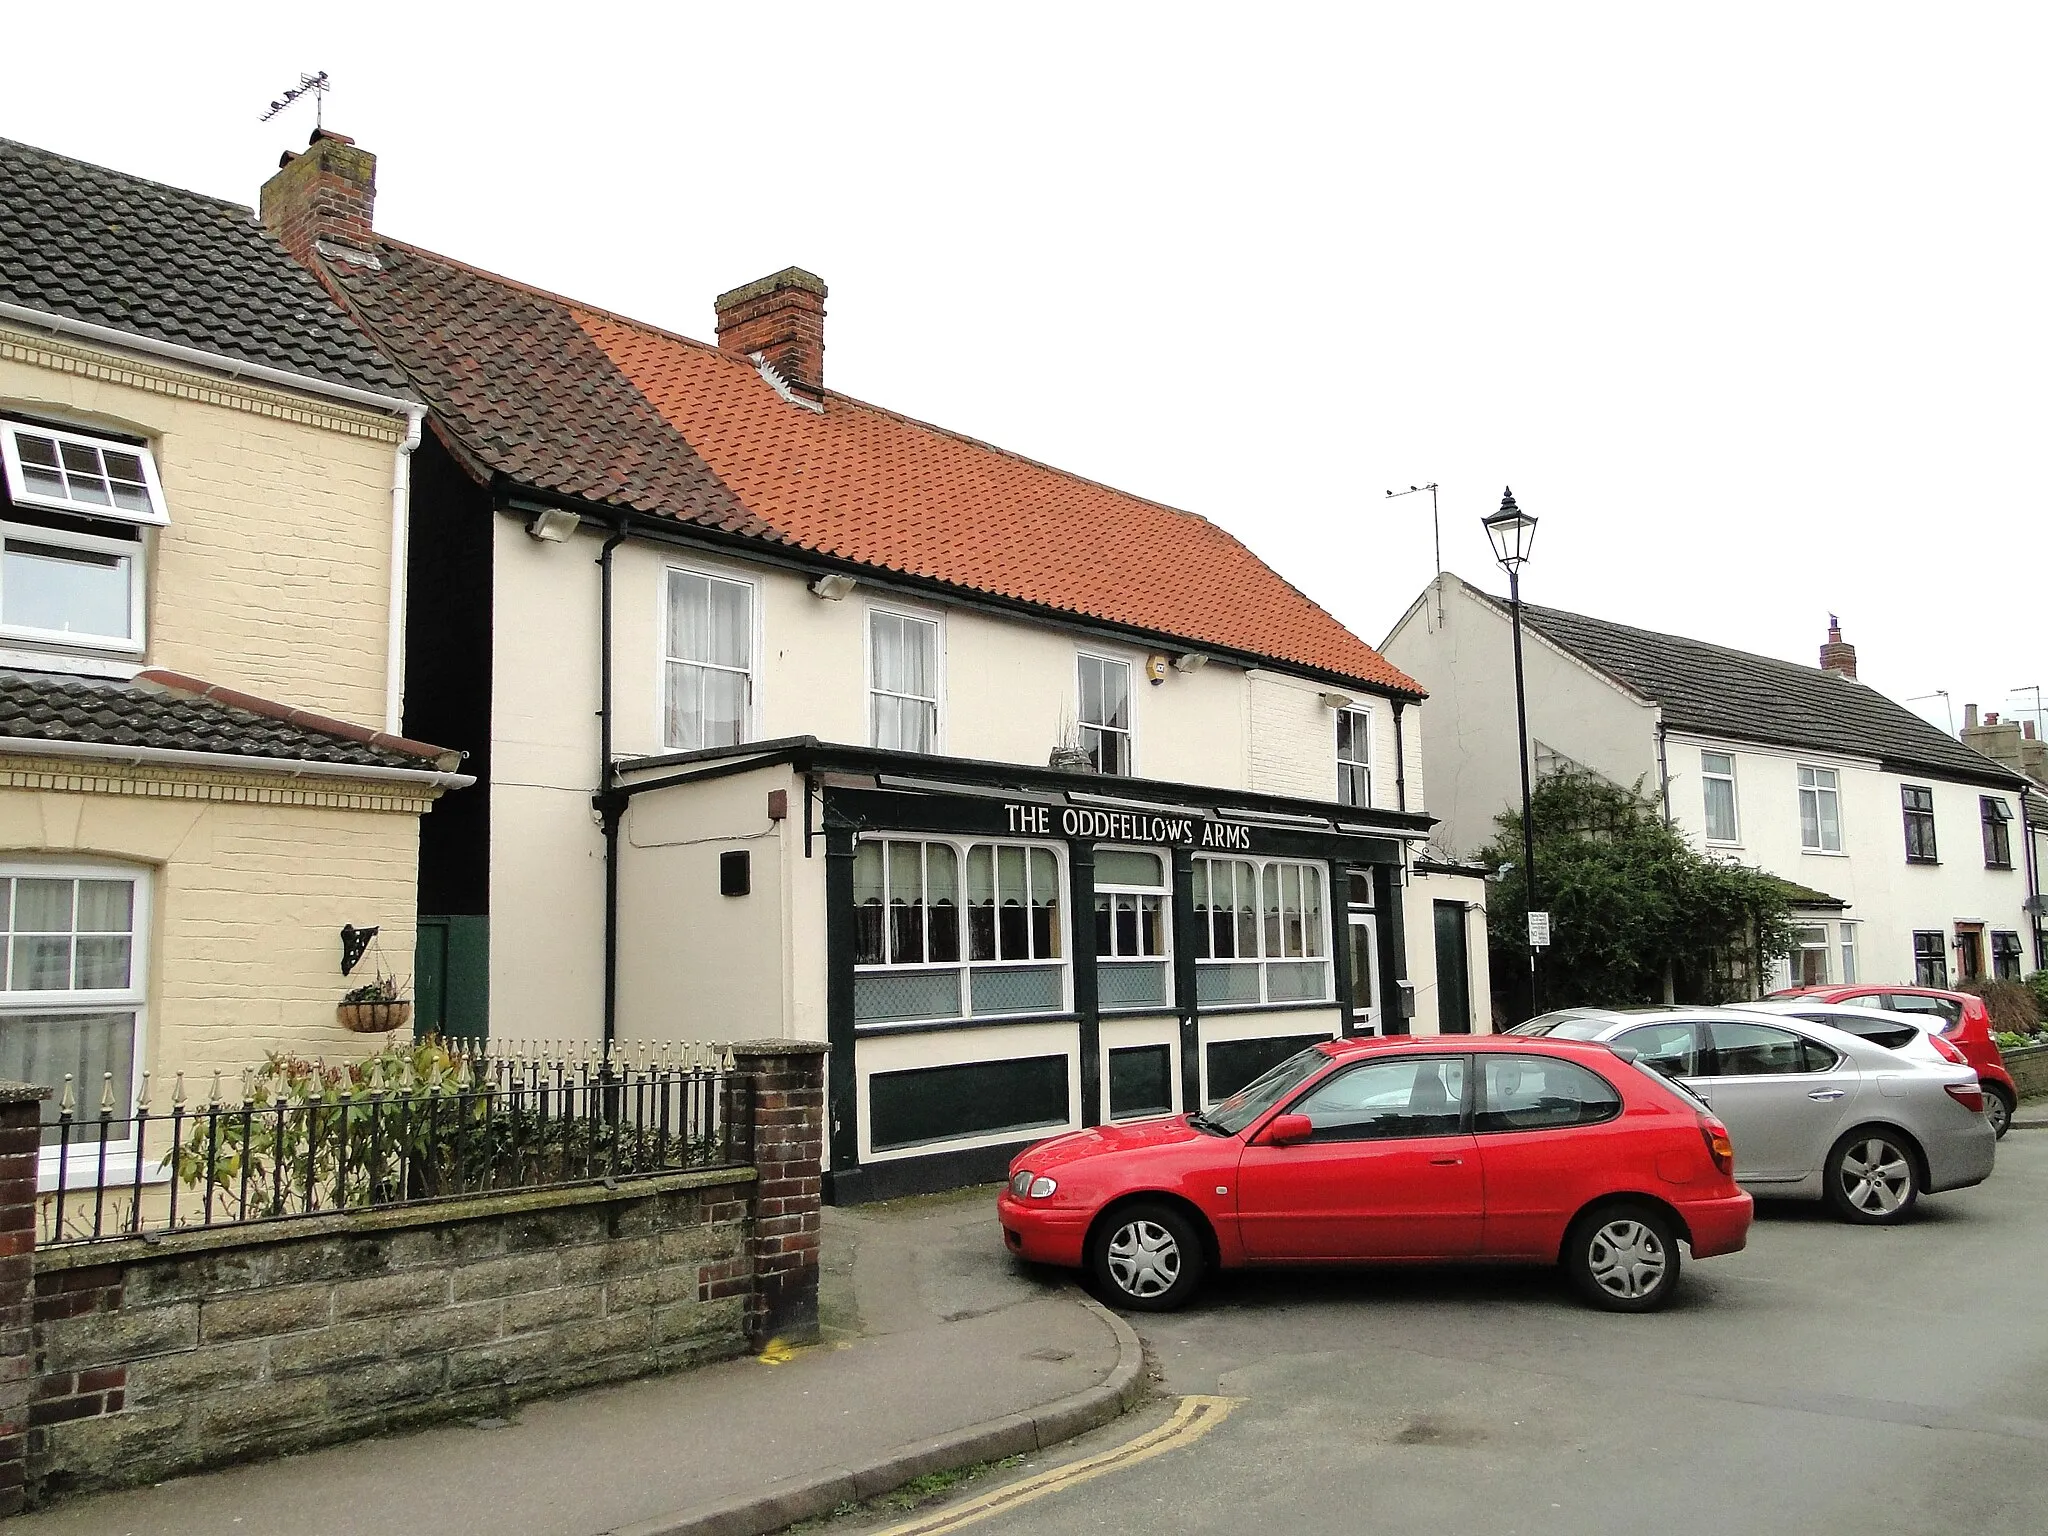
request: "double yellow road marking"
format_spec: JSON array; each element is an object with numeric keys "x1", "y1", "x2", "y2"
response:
[{"x1": 867, "y1": 1394, "x2": 1240, "y2": 1536}]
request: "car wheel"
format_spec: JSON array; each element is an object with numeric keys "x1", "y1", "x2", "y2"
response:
[
  {"x1": 1090, "y1": 1202, "x2": 1205, "y2": 1312},
  {"x1": 1563, "y1": 1202, "x2": 1682, "y2": 1313},
  {"x1": 1824, "y1": 1129, "x2": 1920, "y2": 1224},
  {"x1": 1986, "y1": 1088, "x2": 2014, "y2": 1140}
]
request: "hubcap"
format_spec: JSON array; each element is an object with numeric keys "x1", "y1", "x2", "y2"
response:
[
  {"x1": 1840, "y1": 1138, "x2": 1912, "y2": 1214},
  {"x1": 1585, "y1": 1219, "x2": 1667, "y2": 1300},
  {"x1": 1106, "y1": 1219, "x2": 1181, "y2": 1298},
  {"x1": 1988, "y1": 1096, "x2": 2010, "y2": 1135}
]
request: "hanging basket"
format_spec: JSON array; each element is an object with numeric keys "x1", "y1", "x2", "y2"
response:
[{"x1": 337, "y1": 1000, "x2": 413, "y2": 1034}]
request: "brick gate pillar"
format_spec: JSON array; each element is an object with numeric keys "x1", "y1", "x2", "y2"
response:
[
  {"x1": 0, "y1": 1082, "x2": 48, "y2": 1518},
  {"x1": 728, "y1": 1041, "x2": 827, "y2": 1347}
]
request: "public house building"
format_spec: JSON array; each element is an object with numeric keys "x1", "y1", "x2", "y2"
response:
[{"x1": 265, "y1": 130, "x2": 1490, "y2": 1197}]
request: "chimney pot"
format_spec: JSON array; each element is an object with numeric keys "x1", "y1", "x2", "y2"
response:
[
  {"x1": 259, "y1": 127, "x2": 377, "y2": 267},
  {"x1": 1987, "y1": 712, "x2": 2000, "y2": 726},
  {"x1": 2026, "y1": 720, "x2": 2038, "y2": 741},
  {"x1": 1965, "y1": 703, "x2": 1980, "y2": 729},
  {"x1": 1818, "y1": 617, "x2": 1858, "y2": 679},
  {"x1": 715, "y1": 267, "x2": 828, "y2": 397}
]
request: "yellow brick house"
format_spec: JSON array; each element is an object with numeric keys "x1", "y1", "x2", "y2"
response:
[{"x1": 0, "y1": 137, "x2": 470, "y2": 1182}]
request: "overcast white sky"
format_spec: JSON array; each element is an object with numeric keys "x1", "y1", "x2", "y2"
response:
[{"x1": 5, "y1": 4, "x2": 2041, "y2": 736}]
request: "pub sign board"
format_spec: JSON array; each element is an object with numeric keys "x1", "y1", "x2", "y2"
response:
[{"x1": 826, "y1": 785, "x2": 1404, "y2": 865}]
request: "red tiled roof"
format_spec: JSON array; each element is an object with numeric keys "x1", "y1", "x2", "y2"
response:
[{"x1": 327, "y1": 242, "x2": 1420, "y2": 695}]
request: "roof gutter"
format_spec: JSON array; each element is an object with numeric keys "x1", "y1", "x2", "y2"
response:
[
  {"x1": 0, "y1": 300, "x2": 421, "y2": 419},
  {"x1": 0, "y1": 735, "x2": 474, "y2": 790}
]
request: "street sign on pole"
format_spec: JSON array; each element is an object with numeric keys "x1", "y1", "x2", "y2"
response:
[{"x1": 1528, "y1": 911, "x2": 1551, "y2": 948}]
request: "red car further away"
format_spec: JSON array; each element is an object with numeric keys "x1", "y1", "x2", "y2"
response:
[
  {"x1": 1769, "y1": 985, "x2": 2019, "y2": 1137},
  {"x1": 999, "y1": 1035, "x2": 1752, "y2": 1314}
]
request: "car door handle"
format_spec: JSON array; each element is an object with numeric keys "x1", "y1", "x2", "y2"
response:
[
  {"x1": 1807, "y1": 1089, "x2": 1846, "y2": 1102},
  {"x1": 1429, "y1": 1156, "x2": 1463, "y2": 1166}
]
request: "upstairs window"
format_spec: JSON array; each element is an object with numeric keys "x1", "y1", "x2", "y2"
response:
[
  {"x1": 664, "y1": 569, "x2": 754, "y2": 751},
  {"x1": 1701, "y1": 751, "x2": 1739, "y2": 843},
  {"x1": 1336, "y1": 707, "x2": 1372, "y2": 808},
  {"x1": 1901, "y1": 785, "x2": 1938, "y2": 864},
  {"x1": 1797, "y1": 765, "x2": 1842, "y2": 852},
  {"x1": 1981, "y1": 796, "x2": 2013, "y2": 869},
  {"x1": 1, "y1": 422, "x2": 167, "y2": 526},
  {"x1": 1912, "y1": 930, "x2": 1949, "y2": 988},
  {"x1": 1077, "y1": 654, "x2": 1132, "y2": 775},
  {"x1": 0, "y1": 421, "x2": 163, "y2": 656},
  {"x1": 870, "y1": 609, "x2": 940, "y2": 753}
]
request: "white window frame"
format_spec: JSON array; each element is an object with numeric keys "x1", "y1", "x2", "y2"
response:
[
  {"x1": 1788, "y1": 921, "x2": 1832, "y2": 987},
  {"x1": 866, "y1": 602, "x2": 944, "y2": 754},
  {"x1": 1797, "y1": 764, "x2": 1844, "y2": 853},
  {"x1": 1093, "y1": 846, "x2": 1172, "y2": 1013},
  {"x1": 1076, "y1": 651, "x2": 1135, "y2": 777},
  {"x1": 851, "y1": 836, "x2": 1068, "y2": 1025},
  {"x1": 1700, "y1": 749, "x2": 1740, "y2": 845},
  {"x1": 1839, "y1": 920, "x2": 1859, "y2": 984},
  {"x1": 0, "y1": 860, "x2": 152, "y2": 1191},
  {"x1": 1336, "y1": 706, "x2": 1373, "y2": 808},
  {"x1": 0, "y1": 420, "x2": 169, "y2": 527},
  {"x1": 661, "y1": 565, "x2": 759, "y2": 752},
  {"x1": 1190, "y1": 854, "x2": 1334, "y2": 1007},
  {"x1": 0, "y1": 518, "x2": 148, "y2": 656}
]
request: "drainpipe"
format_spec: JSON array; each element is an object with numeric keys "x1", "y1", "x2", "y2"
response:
[
  {"x1": 1392, "y1": 700, "x2": 1408, "y2": 814},
  {"x1": 384, "y1": 408, "x2": 425, "y2": 735},
  {"x1": 1655, "y1": 719, "x2": 1673, "y2": 826},
  {"x1": 596, "y1": 521, "x2": 629, "y2": 1052}
]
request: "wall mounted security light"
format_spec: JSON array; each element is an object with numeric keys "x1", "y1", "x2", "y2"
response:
[
  {"x1": 809, "y1": 573, "x2": 858, "y2": 600},
  {"x1": 1172, "y1": 652, "x2": 1210, "y2": 673},
  {"x1": 526, "y1": 507, "x2": 581, "y2": 543},
  {"x1": 1317, "y1": 691, "x2": 1355, "y2": 711}
]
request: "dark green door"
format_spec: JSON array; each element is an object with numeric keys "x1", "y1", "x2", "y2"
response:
[
  {"x1": 415, "y1": 915, "x2": 490, "y2": 1044},
  {"x1": 1434, "y1": 901, "x2": 1472, "y2": 1035}
]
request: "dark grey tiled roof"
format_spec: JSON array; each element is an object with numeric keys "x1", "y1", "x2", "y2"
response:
[
  {"x1": 0, "y1": 137, "x2": 410, "y2": 397},
  {"x1": 1479, "y1": 593, "x2": 2025, "y2": 787},
  {"x1": 0, "y1": 671, "x2": 429, "y2": 770}
]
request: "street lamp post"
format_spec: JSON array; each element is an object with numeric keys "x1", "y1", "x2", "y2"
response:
[{"x1": 1482, "y1": 487, "x2": 1541, "y2": 1013}]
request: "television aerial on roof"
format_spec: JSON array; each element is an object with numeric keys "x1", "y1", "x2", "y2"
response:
[{"x1": 260, "y1": 71, "x2": 330, "y2": 128}]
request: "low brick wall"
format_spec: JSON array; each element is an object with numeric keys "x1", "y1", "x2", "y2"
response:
[
  {"x1": 0, "y1": 1039, "x2": 829, "y2": 1513},
  {"x1": 2006, "y1": 1043, "x2": 2048, "y2": 1100},
  {"x1": 28, "y1": 1167, "x2": 755, "y2": 1501}
]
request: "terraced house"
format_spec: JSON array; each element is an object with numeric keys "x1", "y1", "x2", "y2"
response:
[
  {"x1": 264, "y1": 129, "x2": 1489, "y2": 1197},
  {"x1": 0, "y1": 139, "x2": 469, "y2": 1187}
]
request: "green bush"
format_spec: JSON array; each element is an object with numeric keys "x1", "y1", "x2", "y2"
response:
[
  {"x1": 1958, "y1": 979, "x2": 2041, "y2": 1036},
  {"x1": 2026, "y1": 970, "x2": 2048, "y2": 1019}
]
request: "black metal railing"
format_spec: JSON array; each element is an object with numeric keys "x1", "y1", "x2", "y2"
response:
[{"x1": 37, "y1": 1041, "x2": 747, "y2": 1246}]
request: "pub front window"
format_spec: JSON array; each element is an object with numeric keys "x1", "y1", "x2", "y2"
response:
[{"x1": 1190, "y1": 855, "x2": 1331, "y2": 1006}]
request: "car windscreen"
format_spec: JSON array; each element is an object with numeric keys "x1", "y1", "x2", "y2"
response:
[
  {"x1": 1508, "y1": 1015, "x2": 1611, "y2": 1040},
  {"x1": 1203, "y1": 1047, "x2": 1332, "y2": 1135}
]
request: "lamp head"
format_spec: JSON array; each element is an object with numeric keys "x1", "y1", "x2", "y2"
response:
[{"x1": 1481, "y1": 486, "x2": 1537, "y2": 572}]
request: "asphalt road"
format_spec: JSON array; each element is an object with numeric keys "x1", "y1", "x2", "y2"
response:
[{"x1": 844, "y1": 1130, "x2": 2048, "y2": 1536}]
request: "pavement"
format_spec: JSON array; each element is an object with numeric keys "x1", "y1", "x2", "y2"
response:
[{"x1": 10, "y1": 1188, "x2": 1145, "y2": 1536}]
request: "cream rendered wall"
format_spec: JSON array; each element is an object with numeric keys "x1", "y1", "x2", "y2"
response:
[
  {"x1": 1382, "y1": 574, "x2": 1660, "y2": 857},
  {"x1": 615, "y1": 764, "x2": 799, "y2": 1045},
  {"x1": 0, "y1": 332, "x2": 404, "y2": 725},
  {"x1": 1402, "y1": 868, "x2": 1492, "y2": 1034},
  {"x1": 1097, "y1": 1013, "x2": 1181, "y2": 1120},
  {"x1": 1664, "y1": 731, "x2": 2031, "y2": 988},
  {"x1": 0, "y1": 771, "x2": 423, "y2": 1087}
]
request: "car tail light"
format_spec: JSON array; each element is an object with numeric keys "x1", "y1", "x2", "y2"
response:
[
  {"x1": 1930, "y1": 1034, "x2": 1968, "y2": 1065},
  {"x1": 1945, "y1": 1082, "x2": 1985, "y2": 1113},
  {"x1": 1699, "y1": 1116, "x2": 1735, "y2": 1175}
]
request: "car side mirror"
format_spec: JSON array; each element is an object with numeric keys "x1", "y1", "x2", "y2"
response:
[{"x1": 1262, "y1": 1113, "x2": 1313, "y2": 1147}]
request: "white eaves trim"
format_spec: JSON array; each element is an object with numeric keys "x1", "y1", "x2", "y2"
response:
[
  {"x1": 0, "y1": 299, "x2": 421, "y2": 420},
  {"x1": 0, "y1": 734, "x2": 474, "y2": 789}
]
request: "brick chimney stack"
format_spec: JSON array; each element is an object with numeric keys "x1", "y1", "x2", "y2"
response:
[
  {"x1": 716, "y1": 268, "x2": 827, "y2": 397},
  {"x1": 1819, "y1": 616, "x2": 1858, "y2": 679},
  {"x1": 260, "y1": 128, "x2": 377, "y2": 268}
]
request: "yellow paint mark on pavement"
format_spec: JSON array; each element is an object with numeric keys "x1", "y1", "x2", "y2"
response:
[
  {"x1": 868, "y1": 1395, "x2": 1241, "y2": 1536},
  {"x1": 756, "y1": 1337, "x2": 800, "y2": 1365}
]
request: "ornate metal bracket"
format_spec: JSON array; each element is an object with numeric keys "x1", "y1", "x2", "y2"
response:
[{"x1": 341, "y1": 924, "x2": 379, "y2": 977}]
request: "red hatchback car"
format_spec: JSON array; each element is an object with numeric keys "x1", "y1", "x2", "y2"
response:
[
  {"x1": 1769, "y1": 986, "x2": 2018, "y2": 1137},
  {"x1": 999, "y1": 1036, "x2": 1752, "y2": 1314}
]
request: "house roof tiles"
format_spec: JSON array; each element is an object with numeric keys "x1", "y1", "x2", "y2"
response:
[
  {"x1": 323, "y1": 240, "x2": 1418, "y2": 695},
  {"x1": 0, "y1": 137, "x2": 411, "y2": 397},
  {"x1": 1474, "y1": 589, "x2": 2024, "y2": 787}
]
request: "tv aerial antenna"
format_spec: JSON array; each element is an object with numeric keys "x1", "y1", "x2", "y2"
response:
[
  {"x1": 260, "y1": 71, "x2": 330, "y2": 129},
  {"x1": 1385, "y1": 483, "x2": 1442, "y2": 622}
]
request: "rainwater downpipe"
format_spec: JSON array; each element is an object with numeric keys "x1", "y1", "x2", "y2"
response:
[
  {"x1": 1392, "y1": 701, "x2": 1408, "y2": 814},
  {"x1": 1655, "y1": 719, "x2": 1673, "y2": 826},
  {"x1": 597, "y1": 520, "x2": 629, "y2": 1052},
  {"x1": 384, "y1": 408, "x2": 426, "y2": 735}
]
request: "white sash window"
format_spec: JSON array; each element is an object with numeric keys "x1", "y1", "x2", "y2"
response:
[{"x1": 665, "y1": 569, "x2": 755, "y2": 750}]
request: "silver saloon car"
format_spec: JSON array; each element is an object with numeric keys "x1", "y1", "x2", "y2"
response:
[{"x1": 1510, "y1": 1007, "x2": 1995, "y2": 1224}]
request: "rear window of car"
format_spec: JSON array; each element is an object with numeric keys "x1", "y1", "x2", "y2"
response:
[
  {"x1": 1623, "y1": 1059, "x2": 1711, "y2": 1113},
  {"x1": 1474, "y1": 1055, "x2": 1621, "y2": 1133},
  {"x1": 1789, "y1": 1011, "x2": 1916, "y2": 1050}
]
